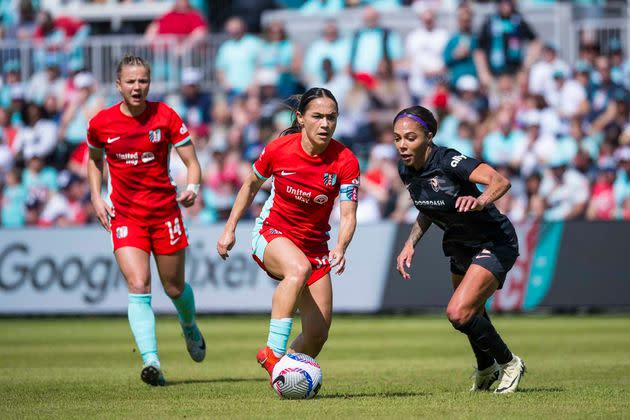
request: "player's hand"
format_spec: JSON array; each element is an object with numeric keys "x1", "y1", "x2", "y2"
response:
[
  {"x1": 396, "y1": 242, "x2": 415, "y2": 280},
  {"x1": 176, "y1": 190, "x2": 197, "y2": 208},
  {"x1": 329, "y1": 247, "x2": 346, "y2": 275},
  {"x1": 216, "y1": 229, "x2": 236, "y2": 260},
  {"x1": 455, "y1": 196, "x2": 484, "y2": 212},
  {"x1": 92, "y1": 197, "x2": 115, "y2": 233}
]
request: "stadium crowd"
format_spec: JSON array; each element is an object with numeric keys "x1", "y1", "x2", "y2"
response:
[{"x1": 0, "y1": 0, "x2": 629, "y2": 228}]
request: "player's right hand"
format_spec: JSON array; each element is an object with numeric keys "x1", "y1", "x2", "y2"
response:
[
  {"x1": 216, "y1": 230, "x2": 235, "y2": 260},
  {"x1": 396, "y1": 242, "x2": 415, "y2": 280},
  {"x1": 92, "y1": 198, "x2": 115, "y2": 233}
]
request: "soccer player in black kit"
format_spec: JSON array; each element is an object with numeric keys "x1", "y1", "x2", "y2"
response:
[{"x1": 394, "y1": 106, "x2": 526, "y2": 394}]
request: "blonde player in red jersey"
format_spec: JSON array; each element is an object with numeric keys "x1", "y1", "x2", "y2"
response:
[
  {"x1": 87, "y1": 54, "x2": 205, "y2": 386},
  {"x1": 216, "y1": 88, "x2": 360, "y2": 379}
]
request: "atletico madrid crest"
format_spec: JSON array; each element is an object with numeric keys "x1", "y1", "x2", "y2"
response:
[
  {"x1": 149, "y1": 129, "x2": 162, "y2": 143},
  {"x1": 323, "y1": 173, "x2": 337, "y2": 187}
]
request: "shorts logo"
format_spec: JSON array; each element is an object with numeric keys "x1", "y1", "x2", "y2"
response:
[
  {"x1": 141, "y1": 152, "x2": 155, "y2": 163},
  {"x1": 351, "y1": 177, "x2": 360, "y2": 186},
  {"x1": 323, "y1": 173, "x2": 337, "y2": 187},
  {"x1": 149, "y1": 129, "x2": 162, "y2": 143},
  {"x1": 430, "y1": 176, "x2": 440, "y2": 192},
  {"x1": 450, "y1": 154, "x2": 467, "y2": 167},
  {"x1": 314, "y1": 194, "x2": 329, "y2": 204},
  {"x1": 179, "y1": 123, "x2": 187, "y2": 135},
  {"x1": 269, "y1": 228, "x2": 283, "y2": 235},
  {"x1": 116, "y1": 226, "x2": 128, "y2": 239}
]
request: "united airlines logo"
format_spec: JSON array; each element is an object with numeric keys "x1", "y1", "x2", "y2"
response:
[
  {"x1": 149, "y1": 129, "x2": 162, "y2": 143},
  {"x1": 323, "y1": 173, "x2": 337, "y2": 187}
]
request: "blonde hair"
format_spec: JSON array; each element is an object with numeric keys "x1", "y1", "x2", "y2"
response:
[{"x1": 116, "y1": 54, "x2": 151, "y2": 80}]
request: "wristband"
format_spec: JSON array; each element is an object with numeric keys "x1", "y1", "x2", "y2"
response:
[{"x1": 186, "y1": 184, "x2": 200, "y2": 195}]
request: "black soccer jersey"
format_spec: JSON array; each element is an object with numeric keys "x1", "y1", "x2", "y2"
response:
[{"x1": 398, "y1": 145, "x2": 517, "y2": 256}]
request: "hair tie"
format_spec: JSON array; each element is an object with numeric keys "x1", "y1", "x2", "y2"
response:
[{"x1": 395, "y1": 113, "x2": 429, "y2": 131}]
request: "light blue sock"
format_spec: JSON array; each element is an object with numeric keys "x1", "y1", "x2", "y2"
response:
[
  {"x1": 128, "y1": 294, "x2": 159, "y2": 365},
  {"x1": 171, "y1": 283, "x2": 196, "y2": 328},
  {"x1": 267, "y1": 318, "x2": 293, "y2": 356}
]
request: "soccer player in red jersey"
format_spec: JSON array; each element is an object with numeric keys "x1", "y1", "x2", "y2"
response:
[
  {"x1": 87, "y1": 55, "x2": 205, "y2": 386},
  {"x1": 216, "y1": 88, "x2": 360, "y2": 378}
]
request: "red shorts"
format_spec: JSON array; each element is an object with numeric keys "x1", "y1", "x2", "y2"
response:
[
  {"x1": 251, "y1": 224, "x2": 330, "y2": 286},
  {"x1": 110, "y1": 212, "x2": 189, "y2": 255}
]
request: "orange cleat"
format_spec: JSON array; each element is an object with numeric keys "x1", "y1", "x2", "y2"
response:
[{"x1": 256, "y1": 346, "x2": 281, "y2": 378}]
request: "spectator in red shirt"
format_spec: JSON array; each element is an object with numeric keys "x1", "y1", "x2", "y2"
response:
[{"x1": 144, "y1": 0, "x2": 208, "y2": 55}]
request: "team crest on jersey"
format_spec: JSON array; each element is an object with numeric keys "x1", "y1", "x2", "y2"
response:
[
  {"x1": 430, "y1": 176, "x2": 440, "y2": 192},
  {"x1": 149, "y1": 129, "x2": 162, "y2": 143},
  {"x1": 323, "y1": 173, "x2": 337, "y2": 187}
]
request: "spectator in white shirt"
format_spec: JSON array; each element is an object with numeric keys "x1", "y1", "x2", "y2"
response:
[
  {"x1": 544, "y1": 67, "x2": 588, "y2": 119},
  {"x1": 539, "y1": 155, "x2": 589, "y2": 221},
  {"x1": 405, "y1": 4, "x2": 449, "y2": 102},
  {"x1": 529, "y1": 43, "x2": 568, "y2": 96}
]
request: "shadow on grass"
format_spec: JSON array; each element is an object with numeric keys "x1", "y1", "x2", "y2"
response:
[
  {"x1": 166, "y1": 377, "x2": 267, "y2": 386},
  {"x1": 318, "y1": 391, "x2": 428, "y2": 399},
  {"x1": 518, "y1": 387, "x2": 564, "y2": 393}
]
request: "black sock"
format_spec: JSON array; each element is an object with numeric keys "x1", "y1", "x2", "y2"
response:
[
  {"x1": 455, "y1": 313, "x2": 512, "y2": 365},
  {"x1": 467, "y1": 310, "x2": 496, "y2": 370}
]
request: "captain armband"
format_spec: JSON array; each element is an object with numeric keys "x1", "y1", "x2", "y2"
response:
[{"x1": 339, "y1": 184, "x2": 358, "y2": 202}]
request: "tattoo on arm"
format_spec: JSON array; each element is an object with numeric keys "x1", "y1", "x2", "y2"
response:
[{"x1": 407, "y1": 213, "x2": 432, "y2": 247}]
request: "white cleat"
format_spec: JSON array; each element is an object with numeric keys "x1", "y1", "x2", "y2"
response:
[
  {"x1": 494, "y1": 355, "x2": 526, "y2": 394},
  {"x1": 470, "y1": 362, "x2": 501, "y2": 391},
  {"x1": 183, "y1": 323, "x2": 206, "y2": 362}
]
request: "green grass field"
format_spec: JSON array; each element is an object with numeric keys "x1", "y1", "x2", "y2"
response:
[{"x1": 1, "y1": 315, "x2": 629, "y2": 419}]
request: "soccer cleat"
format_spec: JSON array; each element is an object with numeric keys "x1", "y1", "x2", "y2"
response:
[
  {"x1": 182, "y1": 323, "x2": 206, "y2": 363},
  {"x1": 256, "y1": 346, "x2": 281, "y2": 378},
  {"x1": 470, "y1": 362, "x2": 501, "y2": 391},
  {"x1": 494, "y1": 355, "x2": 526, "y2": 394},
  {"x1": 140, "y1": 361, "x2": 165, "y2": 386}
]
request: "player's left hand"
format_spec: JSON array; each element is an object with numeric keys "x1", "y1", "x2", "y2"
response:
[
  {"x1": 329, "y1": 247, "x2": 346, "y2": 275},
  {"x1": 176, "y1": 190, "x2": 197, "y2": 208},
  {"x1": 455, "y1": 196, "x2": 484, "y2": 212}
]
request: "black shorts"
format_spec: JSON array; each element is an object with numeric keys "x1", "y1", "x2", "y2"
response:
[{"x1": 449, "y1": 242, "x2": 519, "y2": 289}]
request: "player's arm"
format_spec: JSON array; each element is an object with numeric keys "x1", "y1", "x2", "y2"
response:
[
  {"x1": 216, "y1": 170, "x2": 266, "y2": 260},
  {"x1": 87, "y1": 147, "x2": 114, "y2": 232},
  {"x1": 174, "y1": 142, "x2": 202, "y2": 208},
  {"x1": 456, "y1": 163, "x2": 511, "y2": 212},
  {"x1": 329, "y1": 200, "x2": 357, "y2": 275},
  {"x1": 397, "y1": 212, "x2": 432, "y2": 280}
]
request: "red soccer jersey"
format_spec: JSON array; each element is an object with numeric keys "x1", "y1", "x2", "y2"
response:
[
  {"x1": 253, "y1": 133, "x2": 360, "y2": 251},
  {"x1": 87, "y1": 101, "x2": 191, "y2": 224}
]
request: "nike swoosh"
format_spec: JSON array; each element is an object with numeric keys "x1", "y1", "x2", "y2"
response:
[
  {"x1": 475, "y1": 255, "x2": 492, "y2": 259},
  {"x1": 107, "y1": 136, "x2": 121, "y2": 143},
  {"x1": 170, "y1": 237, "x2": 181, "y2": 245},
  {"x1": 495, "y1": 375, "x2": 519, "y2": 393},
  {"x1": 281, "y1": 171, "x2": 296, "y2": 176},
  {"x1": 272, "y1": 375, "x2": 286, "y2": 387}
]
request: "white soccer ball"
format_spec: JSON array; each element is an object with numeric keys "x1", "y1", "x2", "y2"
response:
[{"x1": 271, "y1": 353, "x2": 323, "y2": 399}]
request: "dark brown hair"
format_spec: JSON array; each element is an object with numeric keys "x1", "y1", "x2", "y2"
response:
[
  {"x1": 393, "y1": 105, "x2": 438, "y2": 137},
  {"x1": 281, "y1": 87, "x2": 339, "y2": 136}
]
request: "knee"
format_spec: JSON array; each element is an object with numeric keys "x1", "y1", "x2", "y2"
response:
[
  {"x1": 446, "y1": 303, "x2": 476, "y2": 330},
  {"x1": 127, "y1": 274, "x2": 151, "y2": 294},
  {"x1": 163, "y1": 282, "x2": 184, "y2": 299},
  {"x1": 306, "y1": 327, "x2": 329, "y2": 348},
  {"x1": 286, "y1": 261, "x2": 312, "y2": 285}
]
